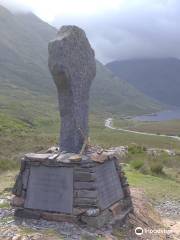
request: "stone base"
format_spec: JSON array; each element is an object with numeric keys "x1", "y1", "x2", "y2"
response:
[
  {"x1": 14, "y1": 204, "x2": 133, "y2": 229},
  {"x1": 81, "y1": 209, "x2": 112, "y2": 228},
  {"x1": 12, "y1": 147, "x2": 133, "y2": 228}
]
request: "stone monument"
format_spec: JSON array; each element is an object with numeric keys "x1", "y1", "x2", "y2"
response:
[
  {"x1": 12, "y1": 26, "x2": 133, "y2": 228},
  {"x1": 48, "y1": 26, "x2": 96, "y2": 153}
]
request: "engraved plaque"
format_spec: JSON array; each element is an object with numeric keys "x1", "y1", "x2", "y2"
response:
[
  {"x1": 95, "y1": 161, "x2": 124, "y2": 209},
  {"x1": 25, "y1": 166, "x2": 73, "y2": 213}
]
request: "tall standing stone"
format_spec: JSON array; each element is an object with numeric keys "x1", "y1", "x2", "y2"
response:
[{"x1": 48, "y1": 26, "x2": 96, "y2": 153}]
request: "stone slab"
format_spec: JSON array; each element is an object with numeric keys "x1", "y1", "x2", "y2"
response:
[
  {"x1": 74, "y1": 197, "x2": 98, "y2": 206},
  {"x1": 74, "y1": 172, "x2": 95, "y2": 182},
  {"x1": 12, "y1": 174, "x2": 23, "y2": 196},
  {"x1": 41, "y1": 212, "x2": 77, "y2": 223},
  {"x1": 95, "y1": 161, "x2": 124, "y2": 210},
  {"x1": 25, "y1": 153, "x2": 52, "y2": 161},
  {"x1": 110, "y1": 201, "x2": 124, "y2": 216},
  {"x1": 74, "y1": 190, "x2": 98, "y2": 198},
  {"x1": 24, "y1": 166, "x2": 73, "y2": 213},
  {"x1": 74, "y1": 182, "x2": 96, "y2": 190},
  {"x1": 22, "y1": 168, "x2": 30, "y2": 190},
  {"x1": 11, "y1": 196, "x2": 24, "y2": 207},
  {"x1": 15, "y1": 208, "x2": 41, "y2": 220}
]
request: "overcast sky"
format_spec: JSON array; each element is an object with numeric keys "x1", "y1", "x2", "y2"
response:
[{"x1": 0, "y1": 0, "x2": 179, "y2": 63}]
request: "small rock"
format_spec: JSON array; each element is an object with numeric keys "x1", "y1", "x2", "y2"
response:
[
  {"x1": 48, "y1": 153, "x2": 59, "y2": 160},
  {"x1": 56, "y1": 153, "x2": 74, "y2": 163},
  {"x1": 69, "y1": 154, "x2": 82, "y2": 162},
  {"x1": 11, "y1": 196, "x2": 24, "y2": 207},
  {"x1": 90, "y1": 152, "x2": 108, "y2": 163},
  {"x1": 12, "y1": 234, "x2": 21, "y2": 240},
  {"x1": 46, "y1": 146, "x2": 59, "y2": 153},
  {"x1": 86, "y1": 208, "x2": 100, "y2": 217}
]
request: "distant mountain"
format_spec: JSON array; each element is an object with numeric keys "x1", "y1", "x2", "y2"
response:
[
  {"x1": 91, "y1": 61, "x2": 162, "y2": 115},
  {"x1": 106, "y1": 58, "x2": 180, "y2": 107},
  {"x1": 0, "y1": 5, "x2": 162, "y2": 125}
]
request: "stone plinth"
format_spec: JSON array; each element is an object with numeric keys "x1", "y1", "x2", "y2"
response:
[{"x1": 12, "y1": 148, "x2": 133, "y2": 228}]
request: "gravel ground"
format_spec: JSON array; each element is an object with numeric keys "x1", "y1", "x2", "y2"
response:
[
  {"x1": 155, "y1": 200, "x2": 180, "y2": 240},
  {"x1": 156, "y1": 200, "x2": 180, "y2": 219},
  {"x1": 1, "y1": 191, "x2": 179, "y2": 240},
  {"x1": 0, "y1": 196, "x2": 117, "y2": 240}
]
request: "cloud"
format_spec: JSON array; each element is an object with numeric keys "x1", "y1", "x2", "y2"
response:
[
  {"x1": 0, "y1": 0, "x2": 32, "y2": 12},
  {"x1": 52, "y1": 0, "x2": 180, "y2": 63},
  {"x1": 0, "y1": 0, "x2": 180, "y2": 63}
]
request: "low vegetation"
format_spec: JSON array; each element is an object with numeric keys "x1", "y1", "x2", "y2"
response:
[
  {"x1": 126, "y1": 166, "x2": 180, "y2": 202},
  {"x1": 1, "y1": 112, "x2": 180, "y2": 203},
  {"x1": 114, "y1": 118, "x2": 180, "y2": 137}
]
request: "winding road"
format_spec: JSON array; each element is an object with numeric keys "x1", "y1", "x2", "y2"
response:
[{"x1": 105, "y1": 118, "x2": 180, "y2": 141}]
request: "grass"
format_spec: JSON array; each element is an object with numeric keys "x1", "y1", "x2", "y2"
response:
[
  {"x1": 130, "y1": 159, "x2": 144, "y2": 170},
  {"x1": 0, "y1": 170, "x2": 18, "y2": 195},
  {"x1": 0, "y1": 202, "x2": 10, "y2": 209},
  {"x1": 19, "y1": 228, "x2": 64, "y2": 240},
  {"x1": 127, "y1": 149, "x2": 180, "y2": 179},
  {"x1": 125, "y1": 165, "x2": 180, "y2": 202},
  {"x1": 114, "y1": 118, "x2": 180, "y2": 137},
  {"x1": 90, "y1": 125, "x2": 180, "y2": 150},
  {"x1": 0, "y1": 112, "x2": 180, "y2": 205}
]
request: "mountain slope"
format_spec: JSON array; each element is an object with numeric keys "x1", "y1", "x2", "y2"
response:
[
  {"x1": 106, "y1": 58, "x2": 180, "y2": 107},
  {"x1": 91, "y1": 61, "x2": 162, "y2": 115},
  {"x1": 0, "y1": 5, "x2": 162, "y2": 123}
]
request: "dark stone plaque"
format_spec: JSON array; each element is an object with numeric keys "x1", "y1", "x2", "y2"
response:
[
  {"x1": 95, "y1": 161, "x2": 124, "y2": 209},
  {"x1": 24, "y1": 166, "x2": 73, "y2": 213},
  {"x1": 22, "y1": 168, "x2": 30, "y2": 190}
]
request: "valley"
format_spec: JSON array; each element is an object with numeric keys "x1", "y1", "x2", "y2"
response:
[{"x1": 0, "y1": 3, "x2": 180, "y2": 239}]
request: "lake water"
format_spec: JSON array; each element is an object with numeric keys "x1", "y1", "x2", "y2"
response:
[{"x1": 133, "y1": 109, "x2": 180, "y2": 122}]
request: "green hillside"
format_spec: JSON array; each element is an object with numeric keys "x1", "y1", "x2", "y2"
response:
[{"x1": 0, "y1": 5, "x2": 162, "y2": 127}]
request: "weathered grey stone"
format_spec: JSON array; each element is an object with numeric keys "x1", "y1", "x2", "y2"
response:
[
  {"x1": 25, "y1": 153, "x2": 52, "y2": 161},
  {"x1": 74, "y1": 190, "x2": 98, "y2": 199},
  {"x1": 41, "y1": 212, "x2": 77, "y2": 223},
  {"x1": 74, "y1": 167, "x2": 95, "y2": 173},
  {"x1": 74, "y1": 171, "x2": 96, "y2": 182},
  {"x1": 22, "y1": 168, "x2": 30, "y2": 190},
  {"x1": 56, "y1": 153, "x2": 74, "y2": 163},
  {"x1": 48, "y1": 25, "x2": 96, "y2": 153},
  {"x1": 81, "y1": 209, "x2": 112, "y2": 228},
  {"x1": 85, "y1": 208, "x2": 100, "y2": 217},
  {"x1": 48, "y1": 153, "x2": 59, "y2": 160},
  {"x1": 123, "y1": 186, "x2": 131, "y2": 198},
  {"x1": 15, "y1": 208, "x2": 41, "y2": 219},
  {"x1": 24, "y1": 166, "x2": 73, "y2": 213},
  {"x1": 12, "y1": 174, "x2": 23, "y2": 196},
  {"x1": 69, "y1": 154, "x2": 82, "y2": 162},
  {"x1": 109, "y1": 201, "x2": 124, "y2": 216},
  {"x1": 20, "y1": 159, "x2": 26, "y2": 172},
  {"x1": 11, "y1": 196, "x2": 24, "y2": 207},
  {"x1": 73, "y1": 208, "x2": 86, "y2": 215},
  {"x1": 74, "y1": 197, "x2": 98, "y2": 207},
  {"x1": 74, "y1": 181, "x2": 96, "y2": 190},
  {"x1": 46, "y1": 146, "x2": 59, "y2": 153},
  {"x1": 95, "y1": 161, "x2": 124, "y2": 209}
]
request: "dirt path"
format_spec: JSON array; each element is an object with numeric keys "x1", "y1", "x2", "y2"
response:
[{"x1": 105, "y1": 118, "x2": 180, "y2": 141}]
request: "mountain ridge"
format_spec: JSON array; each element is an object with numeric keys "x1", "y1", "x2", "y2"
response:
[
  {"x1": 106, "y1": 58, "x2": 180, "y2": 107},
  {"x1": 0, "y1": 5, "x2": 162, "y2": 126}
]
